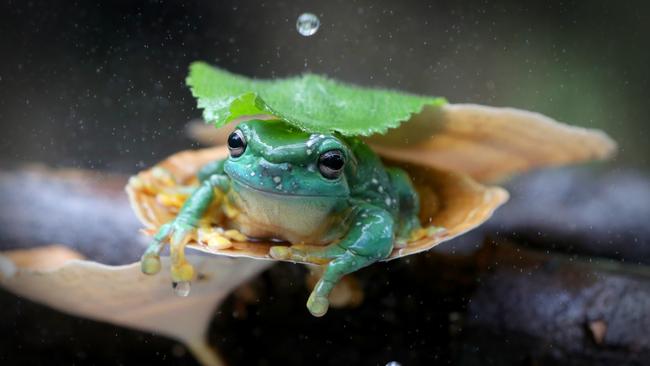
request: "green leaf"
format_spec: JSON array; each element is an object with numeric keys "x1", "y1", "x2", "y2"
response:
[{"x1": 186, "y1": 61, "x2": 447, "y2": 136}]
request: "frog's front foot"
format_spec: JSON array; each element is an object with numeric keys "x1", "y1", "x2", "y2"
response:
[
  {"x1": 269, "y1": 243, "x2": 345, "y2": 316},
  {"x1": 140, "y1": 224, "x2": 172, "y2": 276},
  {"x1": 141, "y1": 253, "x2": 162, "y2": 275},
  {"x1": 270, "y1": 245, "x2": 387, "y2": 317},
  {"x1": 306, "y1": 291, "x2": 330, "y2": 317},
  {"x1": 140, "y1": 221, "x2": 197, "y2": 286}
]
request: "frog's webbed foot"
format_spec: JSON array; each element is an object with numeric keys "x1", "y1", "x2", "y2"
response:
[
  {"x1": 417, "y1": 225, "x2": 446, "y2": 239},
  {"x1": 269, "y1": 243, "x2": 347, "y2": 316},
  {"x1": 271, "y1": 204, "x2": 394, "y2": 317},
  {"x1": 305, "y1": 267, "x2": 364, "y2": 309},
  {"x1": 169, "y1": 223, "x2": 197, "y2": 284},
  {"x1": 140, "y1": 224, "x2": 169, "y2": 275},
  {"x1": 140, "y1": 172, "x2": 225, "y2": 296},
  {"x1": 394, "y1": 225, "x2": 446, "y2": 248},
  {"x1": 140, "y1": 221, "x2": 197, "y2": 286}
]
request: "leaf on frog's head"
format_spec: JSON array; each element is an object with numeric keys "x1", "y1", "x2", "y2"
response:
[{"x1": 186, "y1": 62, "x2": 447, "y2": 137}]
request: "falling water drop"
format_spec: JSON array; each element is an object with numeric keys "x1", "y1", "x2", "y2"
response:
[
  {"x1": 173, "y1": 281, "x2": 191, "y2": 297},
  {"x1": 296, "y1": 13, "x2": 320, "y2": 36}
]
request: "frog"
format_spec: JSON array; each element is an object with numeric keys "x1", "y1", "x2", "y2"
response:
[{"x1": 139, "y1": 118, "x2": 427, "y2": 317}]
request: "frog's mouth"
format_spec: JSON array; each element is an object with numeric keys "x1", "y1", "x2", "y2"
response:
[{"x1": 229, "y1": 174, "x2": 348, "y2": 199}]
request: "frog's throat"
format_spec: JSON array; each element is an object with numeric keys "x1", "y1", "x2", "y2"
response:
[
  {"x1": 227, "y1": 178, "x2": 350, "y2": 244},
  {"x1": 228, "y1": 174, "x2": 349, "y2": 199}
]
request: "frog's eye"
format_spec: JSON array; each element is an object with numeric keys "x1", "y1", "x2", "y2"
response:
[
  {"x1": 318, "y1": 150, "x2": 345, "y2": 179},
  {"x1": 227, "y1": 130, "x2": 246, "y2": 158}
]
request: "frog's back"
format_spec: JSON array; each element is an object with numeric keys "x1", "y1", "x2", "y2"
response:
[{"x1": 345, "y1": 137, "x2": 401, "y2": 216}]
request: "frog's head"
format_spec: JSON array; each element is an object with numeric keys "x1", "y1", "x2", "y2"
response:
[{"x1": 223, "y1": 119, "x2": 355, "y2": 198}]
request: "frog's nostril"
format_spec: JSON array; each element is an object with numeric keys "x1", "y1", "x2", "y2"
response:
[{"x1": 259, "y1": 159, "x2": 291, "y2": 177}]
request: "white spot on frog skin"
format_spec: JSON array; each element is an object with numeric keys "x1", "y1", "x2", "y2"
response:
[
  {"x1": 306, "y1": 149, "x2": 312, "y2": 155},
  {"x1": 371, "y1": 178, "x2": 378, "y2": 184},
  {"x1": 385, "y1": 197, "x2": 391, "y2": 206},
  {"x1": 378, "y1": 186, "x2": 384, "y2": 193},
  {"x1": 273, "y1": 176, "x2": 281, "y2": 183},
  {"x1": 250, "y1": 172, "x2": 256, "y2": 176},
  {"x1": 306, "y1": 137, "x2": 318, "y2": 148},
  {"x1": 307, "y1": 164, "x2": 316, "y2": 172},
  {"x1": 275, "y1": 184, "x2": 283, "y2": 190}
]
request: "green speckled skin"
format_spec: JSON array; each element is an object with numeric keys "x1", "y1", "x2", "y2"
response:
[{"x1": 142, "y1": 119, "x2": 422, "y2": 316}]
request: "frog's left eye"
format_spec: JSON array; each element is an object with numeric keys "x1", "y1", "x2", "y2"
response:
[
  {"x1": 227, "y1": 130, "x2": 246, "y2": 158},
  {"x1": 318, "y1": 150, "x2": 345, "y2": 179}
]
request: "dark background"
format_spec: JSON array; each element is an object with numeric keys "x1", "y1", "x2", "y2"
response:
[
  {"x1": 1, "y1": 1, "x2": 649, "y2": 365},
  {"x1": 0, "y1": 0, "x2": 648, "y2": 172}
]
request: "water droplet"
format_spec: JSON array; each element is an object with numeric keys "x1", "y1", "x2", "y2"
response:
[
  {"x1": 296, "y1": 13, "x2": 320, "y2": 36},
  {"x1": 173, "y1": 281, "x2": 191, "y2": 297},
  {"x1": 386, "y1": 362, "x2": 402, "y2": 366}
]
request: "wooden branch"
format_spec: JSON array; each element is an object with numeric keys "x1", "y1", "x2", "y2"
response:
[
  {"x1": 461, "y1": 241, "x2": 650, "y2": 365},
  {"x1": 486, "y1": 168, "x2": 650, "y2": 265}
]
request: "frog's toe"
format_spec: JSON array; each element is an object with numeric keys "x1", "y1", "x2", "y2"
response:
[
  {"x1": 418, "y1": 226, "x2": 446, "y2": 240},
  {"x1": 141, "y1": 255, "x2": 161, "y2": 275},
  {"x1": 171, "y1": 262, "x2": 195, "y2": 283},
  {"x1": 394, "y1": 237, "x2": 408, "y2": 249},
  {"x1": 307, "y1": 292, "x2": 330, "y2": 317},
  {"x1": 269, "y1": 246, "x2": 291, "y2": 260}
]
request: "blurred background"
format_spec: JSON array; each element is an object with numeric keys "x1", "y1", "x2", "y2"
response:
[
  {"x1": 1, "y1": 1, "x2": 649, "y2": 365},
  {"x1": 0, "y1": 0, "x2": 648, "y2": 172}
]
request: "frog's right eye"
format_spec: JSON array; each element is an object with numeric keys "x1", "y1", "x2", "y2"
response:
[
  {"x1": 227, "y1": 130, "x2": 246, "y2": 158},
  {"x1": 318, "y1": 150, "x2": 345, "y2": 179}
]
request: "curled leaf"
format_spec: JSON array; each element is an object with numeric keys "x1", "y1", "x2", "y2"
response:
[
  {"x1": 0, "y1": 245, "x2": 270, "y2": 366},
  {"x1": 127, "y1": 147, "x2": 508, "y2": 262},
  {"x1": 367, "y1": 104, "x2": 616, "y2": 182}
]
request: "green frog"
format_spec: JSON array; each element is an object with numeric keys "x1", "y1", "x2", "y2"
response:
[{"x1": 140, "y1": 119, "x2": 425, "y2": 316}]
